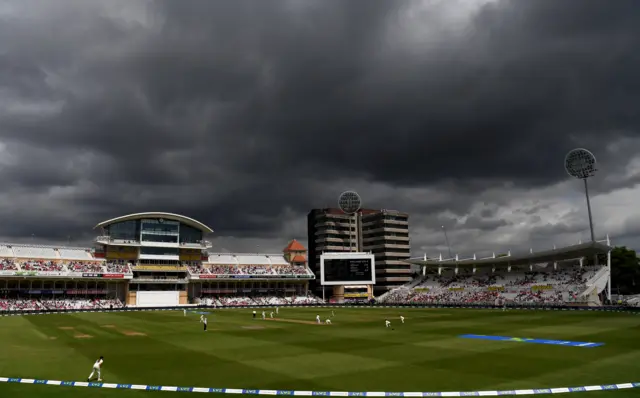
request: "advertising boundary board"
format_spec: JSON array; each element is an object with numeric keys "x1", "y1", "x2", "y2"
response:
[
  {"x1": 0, "y1": 377, "x2": 638, "y2": 396},
  {"x1": 1, "y1": 303, "x2": 639, "y2": 317}
]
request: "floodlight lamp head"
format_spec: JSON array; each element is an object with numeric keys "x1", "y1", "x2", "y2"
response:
[
  {"x1": 565, "y1": 148, "x2": 597, "y2": 179},
  {"x1": 338, "y1": 191, "x2": 362, "y2": 214}
]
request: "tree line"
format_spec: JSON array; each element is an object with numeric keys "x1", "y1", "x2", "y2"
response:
[{"x1": 610, "y1": 246, "x2": 640, "y2": 295}]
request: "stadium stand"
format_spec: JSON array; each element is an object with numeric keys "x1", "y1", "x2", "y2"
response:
[
  {"x1": 188, "y1": 253, "x2": 315, "y2": 277},
  {"x1": 0, "y1": 298, "x2": 123, "y2": 311},
  {"x1": 0, "y1": 259, "x2": 19, "y2": 271},
  {"x1": 198, "y1": 295, "x2": 323, "y2": 307},
  {"x1": 381, "y1": 241, "x2": 611, "y2": 306}
]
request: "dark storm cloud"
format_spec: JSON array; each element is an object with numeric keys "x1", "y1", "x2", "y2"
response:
[{"x1": 1, "y1": 0, "x2": 640, "y2": 247}]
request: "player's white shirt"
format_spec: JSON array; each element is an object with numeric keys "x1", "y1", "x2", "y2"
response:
[
  {"x1": 325, "y1": 319, "x2": 331, "y2": 324},
  {"x1": 385, "y1": 320, "x2": 391, "y2": 327},
  {"x1": 203, "y1": 318, "x2": 207, "y2": 325},
  {"x1": 316, "y1": 315, "x2": 320, "y2": 321},
  {"x1": 94, "y1": 359, "x2": 103, "y2": 369}
]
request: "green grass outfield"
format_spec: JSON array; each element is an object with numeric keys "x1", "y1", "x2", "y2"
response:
[{"x1": 0, "y1": 307, "x2": 639, "y2": 397}]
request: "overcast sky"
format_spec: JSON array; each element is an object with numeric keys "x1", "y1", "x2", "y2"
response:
[{"x1": 1, "y1": 0, "x2": 640, "y2": 257}]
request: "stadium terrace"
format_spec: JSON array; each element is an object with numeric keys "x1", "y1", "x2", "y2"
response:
[
  {"x1": 379, "y1": 237, "x2": 613, "y2": 307},
  {"x1": 0, "y1": 212, "x2": 320, "y2": 311}
]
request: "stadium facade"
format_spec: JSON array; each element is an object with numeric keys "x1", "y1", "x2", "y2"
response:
[
  {"x1": 307, "y1": 208, "x2": 412, "y2": 294},
  {"x1": 0, "y1": 212, "x2": 315, "y2": 308}
]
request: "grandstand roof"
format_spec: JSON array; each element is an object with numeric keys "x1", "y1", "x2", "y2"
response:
[
  {"x1": 94, "y1": 212, "x2": 213, "y2": 233},
  {"x1": 407, "y1": 241, "x2": 612, "y2": 268},
  {"x1": 205, "y1": 253, "x2": 290, "y2": 266}
]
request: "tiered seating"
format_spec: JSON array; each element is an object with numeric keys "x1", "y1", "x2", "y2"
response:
[
  {"x1": 187, "y1": 265, "x2": 210, "y2": 275},
  {"x1": 12, "y1": 245, "x2": 57, "y2": 259},
  {"x1": 218, "y1": 296, "x2": 255, "y2": 306},
  {"x1": 0, "y1": 259, "x2": 19, "y2": 271},
  {"x1": 204, "y1": 253, "x2": 314, "y2": 277},
  {"x1": 273, "y1": 265, "x2": 312, "y2": 275},
  {"x1": 20, "y1": 260, "x2": 65, "y2": 272},
  {"x1": 253, "y1": 296, "x2": 289, "y2": 305},
  {"x1": 0, "y1": 260, "x2": 128, "y2": 274},
  {"x1": 383, "y1": 263, "x2": 604, "y2": 305},
  {"x1": 67, "y1": 262, "x2": 105, "y2": 273},
  {"x1": 38, "y1": 298, "x2": 123, "y2": 310},
  {"x1": 204, "y1": 264, "x2": 313, "y2": 276},
  {"x1": 289, "y1": 295, "x2": 323, "y2": 304},
  {"x1": 198, "y1": 295, "x2": 324, "y2": 306},
  {"x1": 0, "y1": 299, "x2": 43, "y2": 311},
  {"x1": 105, "y1": 263, "x2": 131, "y2": 273},
  {"x1": 0, "y1": 298, "x2": 123, "y2": 311}
]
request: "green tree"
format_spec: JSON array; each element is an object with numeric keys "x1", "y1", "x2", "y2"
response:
[{"x1": 610, "y1": 246, "x2": 640, "y2": 295}]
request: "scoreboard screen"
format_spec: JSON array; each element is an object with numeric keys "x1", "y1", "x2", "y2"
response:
[{"x1": 320, "y1": 253, "x2": 375, "y2": 285}]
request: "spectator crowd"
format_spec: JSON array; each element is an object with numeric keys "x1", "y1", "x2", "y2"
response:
[
  {"x1": 188, "y1": 264, "x2": 313, "y2": 276},
  {"x1": 0, "y1": 298, "x2": 123, "y2": 311},
  {"x1": 0, "y1": 260, "x2": 133, "y2": 274},
  {"x1": 381, "y1": 264, "x2": 605, "y2": 306}
]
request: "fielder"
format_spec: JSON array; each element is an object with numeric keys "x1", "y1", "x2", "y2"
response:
[
  {"x1": 325, "y1": 318, "x2": 332, "y2": 324},
  {"x1": 400, "y1": 315, "x2": 405, "y2": 324},
  {"x1": 184, "y1": 309, "x2": 187, "y2": 316},
  {"x1": 203, "y1": 317, "x2": 208, "y2": 331},
  {"x1": 275, "y1": 307, "x2": 279, "y2": 314},
  {"x1": 200, "y1": 314, "x2": 204, "y2": 323},
  {"x1": 262, "y1": 311, "x2": 266, "y2": 320},
  {"x1": 87, "y1": 356, "x2": 104, "y2": 382},
  {"x1": 270, "y1": 312, "x2": 274, "y2": 318},
  {"x1": 385, "y1": 319, "x2": 391, "y2": 328},
  {"x1": 316, "y1": 314, "x2": 321, "y2": 324}
]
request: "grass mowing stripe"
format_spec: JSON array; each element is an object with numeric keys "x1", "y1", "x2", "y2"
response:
[{"x1": 1, "y1": 308, "x2": 639, "y2": 397}]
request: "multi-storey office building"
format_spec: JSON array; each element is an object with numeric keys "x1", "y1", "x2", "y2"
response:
[{"x1": 307, "y1": 208, "x2": 411, "y2": 295}]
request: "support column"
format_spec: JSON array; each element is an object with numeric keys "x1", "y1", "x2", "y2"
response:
[{"x1": 331, "y1": 285, "x2": 345, "y2": 303}]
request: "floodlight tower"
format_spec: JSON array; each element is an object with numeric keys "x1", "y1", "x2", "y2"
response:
[
  {"x1": 565, "y1": 148, "x2": 597, "y2": 242},
  {"x1": 441, "y1": 225, "x2": 453, "y2": 259},
  {"x1": 338, "y1": 191, "x2": 362, "y2": 252}
]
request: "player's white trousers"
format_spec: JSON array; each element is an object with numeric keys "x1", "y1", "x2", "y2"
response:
[{"x1": 89, "y1": 367, "x2": 101, "y2": 380}]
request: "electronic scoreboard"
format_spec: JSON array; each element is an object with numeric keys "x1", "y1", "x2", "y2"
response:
[{"x1": 320, "y1": 252, "x2": 375, "y2": 285}]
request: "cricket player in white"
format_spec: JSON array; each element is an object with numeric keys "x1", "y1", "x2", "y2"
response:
[
  {"x1": 400, "y1": 316, "x2": 405, "y2": 324},
  {"x1": 316, "y1": 314, "x2": 321, "y2": 324},
  {"x1": 270, "y1": 312, "x2": 274, "y2": 318},
  {"x1": 184, "y1": 309, "x2": 187, "y2": 316},
  {"x1": 325, "y1": 318, "x2": 331, "y2": 324},
  {"x1": 203, "y1": 317, "x2": 208, "y2": 331},
  {"x1": 275, "y1": 307, "x2": 279, "y2": 314},
  {"x1": 260, "y1": 311, "x2": 265, "y2": 320},
  {"x1": 331, "y1": 310, "x2": 335, "y2": 317},
  {"x1": 88, "y1": 356, "x2": 104, "y2": 381},
  {"x1": 200, "y1": 314, "x2": 204, "y2": 323},
  {"x1": 385, "y1": 320, "x2": 391, "y2": 328}
]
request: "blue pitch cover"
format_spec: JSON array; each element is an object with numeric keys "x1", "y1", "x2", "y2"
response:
[{"x1": 459, "y1": 334, "x2": 604, "y2": 347}]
